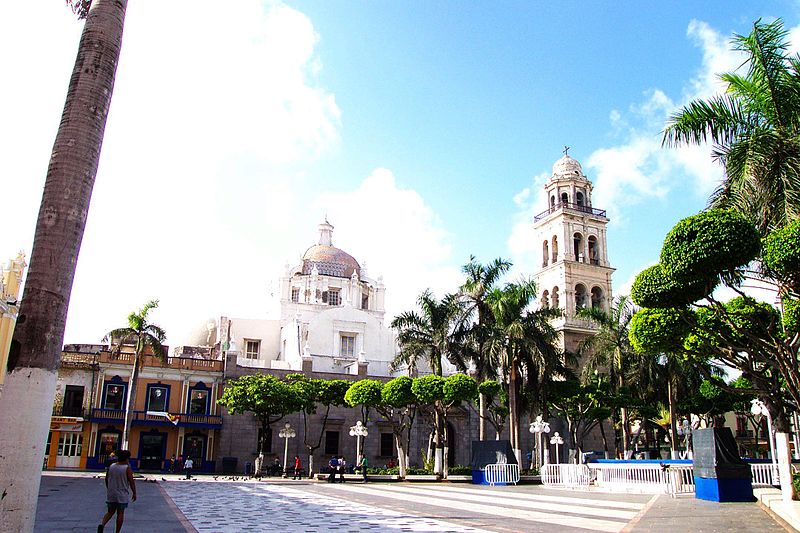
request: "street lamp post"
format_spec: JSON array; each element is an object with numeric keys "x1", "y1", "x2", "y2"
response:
[
  {"x1": 529, "y1": 415, "x2": 551, "y2": 470},
  {"x1": 751, "y1": 399, "x2": 778, "y2": 479},
  {"x1": 550, "y1": 432, "x2": 564, "y2": 464},
  {"x1": 350, "y1": 421, "x2": 369, "y2": 462},
  {"x1": 279, "y1": 422, "x2": 296, "y2": 477}
]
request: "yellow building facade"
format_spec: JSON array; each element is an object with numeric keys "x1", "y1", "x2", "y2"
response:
[{"x1": 0, "y1": 252, "x2": 26, "y2": 393}]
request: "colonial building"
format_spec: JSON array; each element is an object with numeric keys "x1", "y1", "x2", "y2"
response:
[
  {"x1": 218, "y1": 220, "x2": 398, "y2": 376},
  {"x1": 47, "y1": 344, "x2": 224, "y2": 472},
  {"x1": 532, "y1": 152, "x2": 615, "y2": 355},
  {"x1": 0, "y1": 252, "x2": 26, "y2": 394}
]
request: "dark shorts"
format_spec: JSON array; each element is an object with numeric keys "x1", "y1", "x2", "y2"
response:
[{"x1": 106, "y1": 502, "x2": 128, "y2": 512}]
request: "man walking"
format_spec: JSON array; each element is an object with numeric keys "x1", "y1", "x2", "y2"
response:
[
  {"x1": 293, "y1": 455, "x2": 302, "y2": 480},
  {"x1": 98, "y1": 449, "x2": 136, "y2": 533}
]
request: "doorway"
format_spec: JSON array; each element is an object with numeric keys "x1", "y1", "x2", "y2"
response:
[
  {"x1": 55, "y1": 432, "x2": 83, "y2": 468},
  {"x1": 139, "y1": 432, "x2": 167, "y2": 471}
]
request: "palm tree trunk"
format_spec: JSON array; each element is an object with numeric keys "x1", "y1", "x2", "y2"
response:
[
  {"x1": 122, "y1": 353, "x2": 143, "y2": 449},
  {"x1": 0, "y1": 2, "x2": 127, "y2": 531},
  {"x1": 668, "y1": 377, "x2": 678, "y2": 459},
  {"x1": 479, "y1": 392, "x2": 486, "y2": 441},
  {"x1": 508, "y1": 358, "x2": 520, "y2": 458}
]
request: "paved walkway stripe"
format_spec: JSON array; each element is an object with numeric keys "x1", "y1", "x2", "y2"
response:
[
  {"x1": 329, "y1": 484, "x2": 628, "y2": 532},
  {"x1": 324, "y1": 483, "x2": 639, "y2": 521},
  {"x1": 370, "y1": 483, "x2": 646, "y2": 510}
]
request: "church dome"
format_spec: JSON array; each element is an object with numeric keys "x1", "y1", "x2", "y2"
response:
[
  {"x1": 551, "y1": 154, "x2": 586, "y2": 180},
  {"x1": 302, "y1": 245, "x2": 361, "y2": 278},
  {"x1": 300, "y1": 220, "x2": 361, "y2": 278}
]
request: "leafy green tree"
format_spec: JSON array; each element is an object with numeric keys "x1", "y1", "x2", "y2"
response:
[
  {"x1": 103, "y1": 300, "x2": 167, "y2": 448},
  {"x1": 663, "y1": 18, "x2": 800, "y2": 234},
  {"x1": 411, "y1": 374, "x2": 446, "y2": 475},
  {"x1": 376, "y1": 376, "x2": 417, "y2": 478},
  {"x1": 441, "y1": 374, "x2": 478, "y2": 476},
  {"x1": 0, "y1": 2, "x2": 129, "y2": 527},
  {"x1": 577, "y1": 296, "x2": 636, "y2": 457},
  {"x1": 286, "y1": 375, "x2": 350, "y2": 475},
  {"x1": 345, "y1": 379, "x2": 383, "y2": 424},
  {"x1": 472, "y1": 380, "x2": 509, "y2": 440},
  {"x1": 217, "y1": 374, "x2": 304, "y2": 470},
  {"x1": 549, "y1": 377, "x2": 613, "y2": 460}
]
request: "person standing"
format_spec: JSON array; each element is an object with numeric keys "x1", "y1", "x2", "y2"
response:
[
  {"x1": 184, "y1": 457, "x2": 194, "y2": 479},
  {"x1": 327, "y1": 456, "x2": 338, "y2": 483},
  {"x1": 360, "y1": 455, "x2": 368, "y2": 483},
  {"x1": 293, "y1": 455, "x2": 302, "y2": 480},
  {"x1": 338, "y1": 456, "x2": 346, "y2": 483},
  {"x1": 98, "y1": 449, "x2": 136, "y2": 533}
]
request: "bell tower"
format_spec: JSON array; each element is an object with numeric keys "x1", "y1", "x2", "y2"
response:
[{"x1": 532, "y1": 149, "x2": 614, "y2": 354}]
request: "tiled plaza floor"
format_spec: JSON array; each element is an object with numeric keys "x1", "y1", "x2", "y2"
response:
[{"x1": 35, "y1": 473, "x2": 789, "y2": 533}]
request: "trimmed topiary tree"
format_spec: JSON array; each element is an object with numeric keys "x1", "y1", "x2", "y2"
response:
[
  {"x1": 660, "y1": 209, "x2": 761, "y2": 282},
  {"x1": 630, "y1": 264, "x2": 715, "y2": 308}
]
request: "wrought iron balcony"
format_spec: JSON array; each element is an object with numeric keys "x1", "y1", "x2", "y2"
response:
[
  {"x1": 90, "y1": 408, "x2": 222, "y2": 429},
  {"x1": 534, "y1": 202, "x2": 607, "y2": 222}
]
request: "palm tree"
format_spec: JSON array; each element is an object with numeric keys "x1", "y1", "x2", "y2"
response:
[
  {"x1": 458, "y1": 256, "x2": 511, "y2": 439},
  {"x1": 577, "y1": 296, "x2": 636, "y2": 458},
  {"x1": 390, "y1": 290, "x2": 461, "y2": 377},
  {"x1": 391, "y1": 290, "x2": 461, "y2": 475},
  {"x1": 104, "y1": 300, "x2": 167, "y2": 448},
  {"x1": 0, "y1": 2, "x2": 128, "y2": 530},
  {"x1": 663, "y1": 18, "x2": 800, "y2": 235},
  {"x1": 486, "y1": 279, "x2": 564, "y2": 459}
]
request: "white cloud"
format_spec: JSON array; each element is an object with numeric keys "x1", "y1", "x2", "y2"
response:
[
  {"x1": 313, "y1": 168, "x2": 460, "y2": 320},
  {"x1": 0, "y1": 2, "x2": 343, "y2": 347}
]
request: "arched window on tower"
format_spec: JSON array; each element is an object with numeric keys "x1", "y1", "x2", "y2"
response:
[
  {"x1": 591, "y1": 286, "x2": 604, "y2": 310},
  {"x1": 551, "y1": 236, "x2": 558, "y2": 263},
  {"x1": 550, "y1": 195, "x2": 556, "y2": 210},
  {"x1": 588, "y1": 235, "x2": 599, "y2": 265},
  {"x1": 576, "y1": 191, "x2": 584, "y2": 208},
  {"x1": 575, "y1": 284, "x2": 587, "y2": 310},
  {"x1": 541, "y1": 290, "x2": 550, "y2": 308},
  {"x1": 561, "y1": 192, "x2": 569, "y2": 205},
  {"x1": 573, "y1": 232, "x2": 584, "y2": 262},
  {"x1": 542, "y1": 241, "x2": 549, "y2": 267},
  {"x1": 552, "y1": 287, "x2": 560, "y2": 309}
]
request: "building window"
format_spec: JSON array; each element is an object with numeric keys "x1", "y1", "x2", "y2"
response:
[
  {"x1": 291, "y1": 287, "x2": 300, "y2": 303},
  {"x1": 245, "y1": 340, "x2": 260, "y2": 359},
  {"x1": 146, "y1": 384, "x2": 170, "y2": 413},
  {"x1": 341, "y1": 335, "x2": 355, "y2": 358},
  {"x1": 184, "y1": 434, "x2": 205, "y2": 461},
  {"x1": 103, "y1": 381, "x2": 126, "y2": 410},
  {"x1": 325, "y1": 430, "x2": 340, "y2": 455},
  {"x1": 361, "y1": 293, "x2": 369, "y2": 310},
  {"x1": 97, "y1": 430, "x2": 121, "y2": 465},
  {"x1": 380, "y1": 432, "x2": 394, "y2": 457},
  {"x1": 575, "y1": 284, "x2": 587, "y2": 309},
  {"x1": 188, "y1": 385, "x2": 209, "y2": 415},
  {"x1": 328, "y1": 289, "x2": 340, "y2": 306},
  {"x1": 257, "y1": 428, "x2": 273, "y2": 454},
  {"x1": 63, "y1": 385, "x2": 85, "y2": 417}
]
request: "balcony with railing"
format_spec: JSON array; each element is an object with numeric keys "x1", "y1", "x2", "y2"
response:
[
  {"x1": 534, "y1": 202, "x2": 607, "y2": 222},
  {"x1": 61, "y1": 350, "x2": 223, "y2": 372},
  {"x1": 52, "y1": 405, "x2": 91, "y2": 419},
  {"x1": 90, "y1": 408, "x2": 222, "y2": 429}
]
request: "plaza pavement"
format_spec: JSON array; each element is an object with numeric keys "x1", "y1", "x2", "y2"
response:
[{"x1": 35, "y1": 471, "x2": 790, "y2": 532}]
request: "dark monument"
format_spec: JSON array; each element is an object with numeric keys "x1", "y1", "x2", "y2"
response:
[{"x1": 693, "y1": 427, "x2": 754, "y2": 502}]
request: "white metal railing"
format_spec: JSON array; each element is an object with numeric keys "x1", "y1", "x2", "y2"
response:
[
  {"x1": 484, "y1": 463, "x2": 520, "y2": 485},
  {"x1": 588, "y1": 462, "x2": 695, "y2": 495},
  {"x1": 544, "y1": 461, "x2": 785, "y2": 495},
  {"x1": 750, "y1": 463, "x2": 780, "y2": 487},
  {"x1": 541, "y1": 464, "x2": 591, "y2": 489}
]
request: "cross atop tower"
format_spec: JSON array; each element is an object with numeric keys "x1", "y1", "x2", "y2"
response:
[{"x1": 563, "y1": 145, "x2": 570, "y2": 156}]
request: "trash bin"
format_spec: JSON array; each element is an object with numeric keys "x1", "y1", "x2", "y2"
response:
[{"x1": 222, "y1": 457, "x2": 238, "y2": 475}]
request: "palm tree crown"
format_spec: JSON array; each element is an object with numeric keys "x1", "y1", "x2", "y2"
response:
[{"x1": 663, "y1": 18, "x2": 800, "y2": 233}]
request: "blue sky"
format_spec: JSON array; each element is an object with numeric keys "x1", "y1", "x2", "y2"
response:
[{"x1": 1, "y1": 1, "x2": 798, "y2": 346}]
